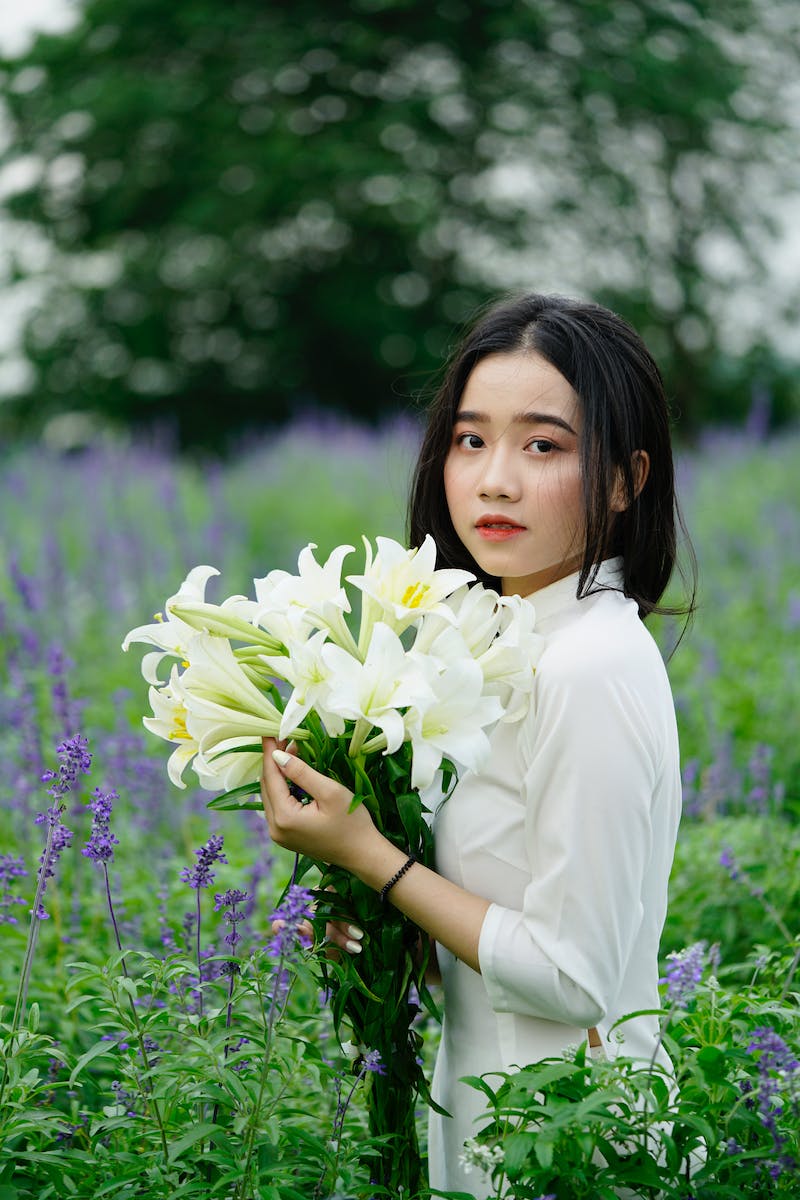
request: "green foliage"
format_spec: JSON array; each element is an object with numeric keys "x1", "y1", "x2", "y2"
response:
[
  {"x1": 454, "y1": 957, "x2": 800, "y2": 1198},
  {"x1": 1, "y1": 423, "x2": 799, "y2": 1197},
  {"x1": 1, "y1": 1, "x2": 799, "y2": 447},
  {"x1": 1, "y1": 937, "x2": 393, "y2": 1198}
]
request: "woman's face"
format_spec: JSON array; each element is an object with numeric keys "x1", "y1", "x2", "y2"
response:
[{"x1": 443, "y1": 350, "x2": 585, "y2": 597}]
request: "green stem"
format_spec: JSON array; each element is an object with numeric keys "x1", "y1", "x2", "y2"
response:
[
  {"x1": 236, "y1": 950, "x2": 294, "y2": 1199},
  {"x1": 347, "y1": 718, "x2": 372, "y2": 759},
  {"x1": 0, "y1": 815, "x2": 58, "y2": 1110}
]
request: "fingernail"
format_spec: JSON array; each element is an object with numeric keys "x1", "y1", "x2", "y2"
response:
[
  {"x1": 346, "y1": 925, "x2": 364, "y2": 940},
  {"x1": 345, "y1": 939, "x2": 363, "y2": 955},
  {"x1": 272, "y1": 749, "x2": 292, "y2": 767}
]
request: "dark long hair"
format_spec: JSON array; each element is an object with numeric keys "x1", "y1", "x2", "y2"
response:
[{"x1": 407, "y1": 293, "x2": 696, "y2": 620}]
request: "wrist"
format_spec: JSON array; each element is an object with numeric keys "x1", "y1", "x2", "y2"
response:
[{"x1": 349, "y1": 836, "x2": 408, "y2": 895}]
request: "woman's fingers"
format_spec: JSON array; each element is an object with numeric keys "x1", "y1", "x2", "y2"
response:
[
  {"x1": 269, "y1": 916, "x2": 364, "y2": 956},
  {"x1": 326, "y1": 919, "x2": 364, "y2": 955}
]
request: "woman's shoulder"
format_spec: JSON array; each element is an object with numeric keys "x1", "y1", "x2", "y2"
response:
[{"x1": 535, "y1": 586, "x2": 667, "y2": 693}]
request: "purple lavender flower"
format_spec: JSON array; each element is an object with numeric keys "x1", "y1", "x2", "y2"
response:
[
  {"x1": 9, "y1": 554, "x2": 40, "y2": 613},
  {"x1": 659, "y1": 942, "x2": 706, "y2": 1008},
  {"x1": 266, "y1": 884, "x2": 314, "y2": 1007},
  {"x1": 746, "y1": 744, "x2": 774, "y2": 813},
  {"x1": 40, "y1": 734, "x2": 92, "y2": 800},
  {"x1": 746, "y1": 1027, "x2": 800, "y2": 1169},
  {"x1": 266, "y1": 884, "x2": 314, "y2": 959},
  {"x1": 110, "y1": 1079, "x2": 137, "y2": 1118},
  {"x1": 360, "y1": 1049, "x2": 386, "y2": 1076},
  {"x1": 0, "y1": 855, "x2": 28, "y2": 925},
  {"x1": 33, "y1": 806, "x2": 74, "y2": 921},
  {"x1": 180, "y1": 835, "x2": 228, "y2": 1018},
  {"x1": 180, "y1": 834, "x2": 227, "y2": 889},
  {"x1": 82, "y1": 788, "x2": 120, "y2": 865},
  {"x1": 719, "y1": 846, "x2": 740, "y2": 881},
  {"x1": 214, "y1": 888, "x2": 250, "y2": 952}
]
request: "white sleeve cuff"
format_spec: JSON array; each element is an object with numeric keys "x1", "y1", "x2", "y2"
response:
[{"x1": 478, "y1": 902, "x2": 605, "y2": 1028}]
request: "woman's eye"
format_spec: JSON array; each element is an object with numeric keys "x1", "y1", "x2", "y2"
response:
[
  {"x1": 528, "y1": 438, "x2": 556, "y2": 454},
  {"x1": 455, "y1": 432, "x2": 483, "y2": 450}
]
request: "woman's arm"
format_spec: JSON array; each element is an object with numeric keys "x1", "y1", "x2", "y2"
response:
[{"x1": 261, "y1": 739, "x2": 490, "y2": 972}]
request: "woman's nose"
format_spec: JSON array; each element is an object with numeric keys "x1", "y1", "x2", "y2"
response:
[{"x1": 477, "y1": 447, "x2": 521, "y2": 501}]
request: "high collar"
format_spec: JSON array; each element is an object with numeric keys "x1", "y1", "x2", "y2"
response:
[{"x1": 515, "y1": 558, "x2": 625, "y2": 627}]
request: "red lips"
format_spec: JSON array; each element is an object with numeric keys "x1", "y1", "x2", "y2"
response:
[{"x1": 475, "y1": 514, "x2": 525, "y2": 529}]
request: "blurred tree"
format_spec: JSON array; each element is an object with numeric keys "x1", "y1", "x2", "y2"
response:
[{"x1": 0, "y1": 0, "x2": 798, "y2": 448}]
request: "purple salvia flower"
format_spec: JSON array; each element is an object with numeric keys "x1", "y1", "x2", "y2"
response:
[
  {"x1": 33, "y1": 806, "x2": 74, "y2": 921},
  {"x1": 82, "y1": 788, "x2": 120, "y2": 865},
  {"x1": 746, "y1": 1027, "x2": 800, "y2": 1167},
  {"x1": 267, "y1": 884, "x2": 314, "y2": 958},
  {"x1": 719, "y1": 846, "x2": 740, "y2": 880},
  {"x1": 31, "y1": 736, "x2": 90, "y2": 920},
  {"x1": 110, "y1": 1079, "x2": 137, "y2": 1118},
  {"x1": 266, "y1": 884, "x2": 314, "y2": 1007},
  {"x1": 180, "y1": 835, "x2": 227, "y2": 1019},
  {"x1": 0, "y1": 855, "x2": 28, "y2": 925},
  {"x1": 40, "y1": 734, "x2": 92, "y2": 800},
  {"x1": 360, "y1": 1049, "x2": 386, "y2": 1076},
  {"x1": 214, "y1": 888, "x2": 250, "y2": 952},
  {"x1": 659, "y1": 942, "x2": 706, "y2": 1008},
  {"x1": 179, "y1": 834, "x2": 227, "y2": 889},
  {"x1": 8, "y1": 554, "x2": 40, "y2": 613}
]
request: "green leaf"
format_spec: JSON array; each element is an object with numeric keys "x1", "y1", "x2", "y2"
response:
[
  {"x1": 534, "y1": 1132, "x2": 554, "y2": 1169},
  {"x1": 503, "y1": 1130, "x2": 536, "y2": 1175},
  {"x1": 697, "y1": 1043, "x2": 727, "y2": 1080},
  {"x1": 69, "y1": 1039, "x2": 115, "y2": 1085},
  {"x1": 207, "y1": 782, "x2": 262, "y2": 810},
  {"x1": 207, "y1": 743, "x2": 263, "y2": 759},
  {"x1": 167, "y1": 1121, "x2": 220, "y2": 1162}
]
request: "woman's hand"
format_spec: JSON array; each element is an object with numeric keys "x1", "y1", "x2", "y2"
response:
[
  {"x1": 260, "y1": 736, "x2": 383, "y2": 874},
  {"x1": 271, "y1": 906, "x2": 365, "y2": 958}
]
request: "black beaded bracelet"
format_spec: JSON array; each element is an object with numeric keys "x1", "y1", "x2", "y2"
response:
[{"x1": 379, "y1": 854, "x2": 416, "y2": 904}]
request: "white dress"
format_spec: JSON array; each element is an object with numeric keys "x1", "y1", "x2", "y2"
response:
[{"x1": 427, "y1": 560, "x2": 682, "y2": 1196}]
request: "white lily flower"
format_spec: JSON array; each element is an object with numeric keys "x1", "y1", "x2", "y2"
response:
[
  {"x1": 321, "y1": 622, "x2": 434, "y2": 755},
  {"x1": 259, "y1": 629, "x2": 346, "y2": 740},
  {"x1": 122, "y1": 565, "x2": 220, "y2": 684},
  {"x1": 168, "y1": 595, "x2": 282, "y2": 652},
  {"x1": 253, "y1": 542, "x2": 357, "y2": 653},
  {"x1": 404, "y1": 657, "x2": 504, "y2": 790},
  {"x1": 477, "y1": 595, "x2": 545, "y2": 722},
  {"x1": 347, "y1": 535, "x2": 474, "y2": 645},
  {"x1": 194, "y1": 738, "x2": 264, "y2": 793},
  {"x1": 142, "y1": 669, "x2": 202, "y2": 789},
  {"x1": 171, "y1": 632, "x2": 285, "y2": 757}
]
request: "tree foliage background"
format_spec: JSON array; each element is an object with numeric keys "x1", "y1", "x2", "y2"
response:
[{"x1": 1, "y1": 0, "x2": 799, "y2": 450}]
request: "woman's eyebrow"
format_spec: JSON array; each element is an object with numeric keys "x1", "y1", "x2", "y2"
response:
[{"x1": 454, "y1": 409, "x2": 577, "y2": 436}]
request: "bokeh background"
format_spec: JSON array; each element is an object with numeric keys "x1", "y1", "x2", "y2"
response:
[{"x1": 1, "y1": 0, "x2": 799, "y2": 450}]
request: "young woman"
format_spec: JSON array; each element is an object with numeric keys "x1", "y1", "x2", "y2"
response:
[{"x1": 260, "y1": 293, "x2": 694, "y2": 1195}]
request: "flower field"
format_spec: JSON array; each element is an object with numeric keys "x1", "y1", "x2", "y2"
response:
[{"x1": 1, "y1": 418, "x2": 799, "y2": 1198}]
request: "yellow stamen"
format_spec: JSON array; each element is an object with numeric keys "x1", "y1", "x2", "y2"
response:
[
  {"x1": 154, "y1": 612, "x2": 165, "y2": 623},
  {"x1": 401, "y1": 582, "x2": 431, "y2": 609},
  {"x1": 169, "y1": 711, "x2": 192, "y2": 741}
]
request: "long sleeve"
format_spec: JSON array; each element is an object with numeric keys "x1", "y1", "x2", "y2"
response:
[{"x1": 477, "y1": 611, "x2": 670, "y2": 1027}]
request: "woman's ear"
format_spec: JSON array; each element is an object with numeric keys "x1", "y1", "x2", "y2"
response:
[{"x1": 610, "y1": 450, "x2": 650, "y2": 513}]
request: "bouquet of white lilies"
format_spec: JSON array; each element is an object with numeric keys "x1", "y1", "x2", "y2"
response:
[
  {"x1": 123, "y1": 535, "x2": 543, "y2": 804},
  {"x1": 123, "y1": 534, "x2": 544, "y2": 1194}
]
